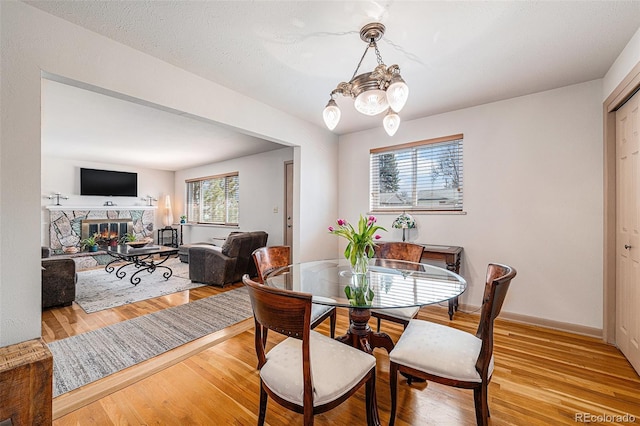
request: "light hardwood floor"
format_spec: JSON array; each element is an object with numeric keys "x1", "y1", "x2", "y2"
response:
[{"x1": 43, "y1": 283, "x2": 640, "y2": 425}]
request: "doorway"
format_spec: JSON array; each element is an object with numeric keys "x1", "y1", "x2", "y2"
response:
[
  {"x1": 614, "y1": 89, "x2": 640, "y2": 374},
  {"x1": 604, "y1": 61, "x2": 640, "y2": 376},
  {"x1": 284, "y1": 161, "x2": 293, "y2": 249}
]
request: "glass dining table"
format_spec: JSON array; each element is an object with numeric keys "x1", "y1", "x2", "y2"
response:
[{"x1": 264, "y1": 257, "x2": 467, "y2": 354}]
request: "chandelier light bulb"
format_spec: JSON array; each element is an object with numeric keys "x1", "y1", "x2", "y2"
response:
[
  {"x1": 387, "y1": 76, "x2": 409, "y2": 112},
  {"x1": 354, "y1": 89, "x2": 389, "y2": 116},
  {"x1": 323, "y1": 99, "x2": 341, "y2": 130},
  {"x1": 383, "y1": 109, "x2": 401, "y2": 136}
]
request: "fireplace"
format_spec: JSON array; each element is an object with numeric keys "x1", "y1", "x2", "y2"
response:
[
  {"x1": 81, "y1": 219, "x2": 133, "y2": 245},
  {"x1": 47, "y1": 207, "x2": 155, "y2": 251}
]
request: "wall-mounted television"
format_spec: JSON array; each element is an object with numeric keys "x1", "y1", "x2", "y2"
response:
[{"x1": 80, "y1": 168, "x2": 138, "y2": 197}]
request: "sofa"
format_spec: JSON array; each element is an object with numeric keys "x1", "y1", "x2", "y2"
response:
[
  {"x1": 41, "y1": 248, "x2": 77, "y2": 309},
  {"x1": 188, "y1": 231, "x2": 268, "y2": 287}
]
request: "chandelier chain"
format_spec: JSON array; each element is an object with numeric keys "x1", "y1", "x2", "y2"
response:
[
  {"x1": 350, "y1": 42, "x2": 372, "y2": 82},
  {"x1": 374, "y1": 43, "x2": 384, "y2": 65},
  {"x1": 350, "y1": 40, "x2": 385, "y2": 82}
]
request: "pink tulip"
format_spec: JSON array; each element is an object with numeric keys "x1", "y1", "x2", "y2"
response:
[
  {"x1": 328, "y1": 226, "x2": 334, "y2": 232},
  {"x1": 368, "y1": 215, "x2": 376, "y2": 222},
  {"x1": 375, "y1": 234, "x2": 381, "y2": 239},
  {"x1": 337, "y1": 219, "x2": 346, "y2": 226}
]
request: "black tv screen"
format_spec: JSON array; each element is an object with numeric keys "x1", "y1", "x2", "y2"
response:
[{"x1": 80, "y1": 168, "x2": 138, "y2": 197}]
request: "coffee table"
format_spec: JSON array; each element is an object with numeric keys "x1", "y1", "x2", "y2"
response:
[{"x1": 105, "y1": 244, "x2": 179, "y2": 285}]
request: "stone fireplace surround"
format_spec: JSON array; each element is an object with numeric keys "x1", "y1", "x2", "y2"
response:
[{"x1": 46, "y1": 206, "x2": 156, "y2": 252}]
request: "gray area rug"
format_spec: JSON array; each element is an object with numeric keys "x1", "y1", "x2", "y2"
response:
[
  {"x1": 48, "y1": 287, "x2": 253, "y2": 397},
  {"x1": 75, "y1": 257, "x2": 204, "y2": 313}
]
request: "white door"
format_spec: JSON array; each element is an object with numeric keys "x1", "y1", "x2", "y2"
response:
[{"x1": 616, "y1": 90, "x2": 640, "y2": 374}]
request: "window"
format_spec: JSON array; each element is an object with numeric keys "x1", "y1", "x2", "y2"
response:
[
  {"x1": 370, "y1": 134, "x2": 463, "y2": 212},
  {"x1": 186, "y1": 173, "x2": 239, "y2": 225}
]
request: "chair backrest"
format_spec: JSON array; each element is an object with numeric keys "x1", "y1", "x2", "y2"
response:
[
  {"x1": 374, "y1": 242, "x2": 424, "y2": 263},
  {"x1": 252, "y1": 245, "x2": 291, "y2": 283},
  {"x1": 475, "y1": 263, "x2": 516, "y2": 377},
  {"x1": 219, "y1": 231, "x2": 269, "y2": 281},
  {"x1": 242, "y1": 275, "x2": 312, "y2": 371}
]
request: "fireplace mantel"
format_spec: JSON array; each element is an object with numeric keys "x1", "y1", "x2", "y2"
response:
[{"x1": 45, "y1": 205, "x2": 157, "y2": 211}]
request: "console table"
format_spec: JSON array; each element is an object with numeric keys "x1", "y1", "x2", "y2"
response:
[
  {"x1": 378, "y1": 241, "x2": 463, "y2": 319},
  {"x1": 419, "y1": 244, "x2": 463, "y2": 319},
  {"x1": 157, "y1": 227, "x2": 178, "y2": 247}
]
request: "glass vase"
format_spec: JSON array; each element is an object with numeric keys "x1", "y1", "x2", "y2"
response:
[
  {"x1": 346, "y1": 273, "x2": 374, "y2": 306},
  {"x1": 350, "y1": 250, "x2": 369, "y2": 275}
]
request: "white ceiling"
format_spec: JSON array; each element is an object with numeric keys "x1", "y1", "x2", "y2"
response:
[
  {"x1": 29, "y1": 1, "x2": 640, "y2": 170},
  {"x1": 41, "y1": 79, "x2": 286, "y2": 171}
]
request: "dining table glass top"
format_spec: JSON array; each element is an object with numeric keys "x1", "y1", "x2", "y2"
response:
[{"x1": 264, "y1": 258, "x2": 467, "y2": 310}]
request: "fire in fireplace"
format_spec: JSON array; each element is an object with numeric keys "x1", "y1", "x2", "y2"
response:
[{"x1": 81, "y1": 219, "x2": 133, "y2": 245}]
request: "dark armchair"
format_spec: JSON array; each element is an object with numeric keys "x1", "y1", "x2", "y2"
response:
[
  {"x1": 189, "y1": 231, "x2": 268, "y2": 286},
  {"x1": 41, "y1": 257, "x2": 77, "y2": 309}
]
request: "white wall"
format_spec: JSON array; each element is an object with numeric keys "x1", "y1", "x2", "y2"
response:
[
  {"x1": 0, "y1": 2, "x2": 337, "y2": 347},
  {"x1": 41, "y1": 157, "x2": 175, "y2": 246},
  {"x1": 603, "y1": 26, "x2": 640, "y2": 99},
  {"x1": 174, "y1": 147, "x2": 293, "y2": 245},
  {"x1": 339, "y1": 80, "x2": 604, "y2": 329}
]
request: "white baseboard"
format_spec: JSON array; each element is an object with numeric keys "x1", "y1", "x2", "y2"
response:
[{"x1": 457, "y1": 303, "x2": 603, "y2": 339}]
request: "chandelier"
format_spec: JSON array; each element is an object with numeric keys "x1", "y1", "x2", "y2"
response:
[{"x1": 323, "y1": 22, "x2": 408, "y2": 136}]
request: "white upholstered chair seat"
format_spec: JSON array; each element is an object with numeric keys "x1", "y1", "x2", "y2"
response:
[
  {"x1": 371, "y1": 306, "x2": 420, "y2": 321},
  {"x1": 261, "y1": 330, "x2": 376, "y2": 407},
  {"x1": 389, "y1": 319, "x2": 494, "y2": 383},
  {"x1": 311, "y1": 296, "x2": 335, "y2": 324}
]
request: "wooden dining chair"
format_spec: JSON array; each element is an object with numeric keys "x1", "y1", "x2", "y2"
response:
[
  {"x1": 242, "y1": 275, "x2": 378, "y2": 425},
  {"x1": 252, "y1": 246, "x2": 336, "y2": 338},
  {"x1": 371, "y1": 242, "x2": 425, "y2": 332},
  {"x1": 388, "y1": 263, "x2": 516, "y2": 426}
]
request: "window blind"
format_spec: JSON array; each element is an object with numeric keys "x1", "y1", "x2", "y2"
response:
[
  {"x1": 186, "y1": 173, "x2": 239, "y2": 225},
  {"x1": 370, "y1": 134, "x2": 463, "y2": 212}
]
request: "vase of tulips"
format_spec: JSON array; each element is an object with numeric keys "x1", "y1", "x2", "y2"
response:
[
  {"x1": 328, "y1": 214, "x2": 386, "y2": 274},
  {"x1": 329, "y1": 214, "x2": 386, "y2": 305}
]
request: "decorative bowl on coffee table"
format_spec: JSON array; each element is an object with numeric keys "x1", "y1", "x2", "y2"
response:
[{"x1": 126, "y1": 240, "x2": 149, "y2": 249}]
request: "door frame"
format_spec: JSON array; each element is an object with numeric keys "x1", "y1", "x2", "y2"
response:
[
  {"x1": 284, "y1": 160, "x2": 293, "y2": 249},
  {"x1": 603, "y1": 61, "x2": 640, "y2": 343}
]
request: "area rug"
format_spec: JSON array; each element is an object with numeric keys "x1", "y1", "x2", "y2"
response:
[
  {"x1": 47, "y1": 287, "x2": 253, "y2": 397},
  {"x1": 75, "y1": 257, "x2": 204, "y2": 313}
]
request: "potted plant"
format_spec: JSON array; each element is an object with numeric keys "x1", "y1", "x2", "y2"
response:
[
  {"x1": 180, "y1": 215, "x2": 187, "y2": 224},
  {"x1": 81, "y1": 233, "x2": 100, "y2": 252},
  {"x1": 119, "y1": 232, "x2": 137, "y2": 243},
  {"x1": 120, "y1": 232, "x2": 150, "y2": 248}
]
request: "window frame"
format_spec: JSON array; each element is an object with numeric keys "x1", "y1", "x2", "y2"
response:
[
  {"x1": 370, "y1": 133, "x2": 464, "y2": 213},
  {"x1": 185, "y1": 172, "x2": 239, "y2": 226}
]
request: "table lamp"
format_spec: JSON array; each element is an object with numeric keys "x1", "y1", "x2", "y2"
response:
[
  {"x1": 392, "y1": 212, "x2": 416, "y2": 242},
  {"x1": 163, "y1": 195, "x2": 174, "y2": 228}
]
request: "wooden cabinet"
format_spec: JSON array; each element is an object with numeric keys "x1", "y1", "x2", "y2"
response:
[{"x1": 0, "y1": 338, "x2": 52, "y2": 425}]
